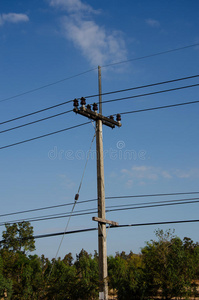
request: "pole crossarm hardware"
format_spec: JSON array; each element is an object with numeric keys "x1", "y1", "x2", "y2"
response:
[
  {"x1": 73, "y1": 66, "x2": 121, "y2": 300},
  {"x1": 92, "y1": 216, "x2": 119, "y2": 227},
  {"x1": 73, "y1": 106, "x2": 121, "y2": 129}
]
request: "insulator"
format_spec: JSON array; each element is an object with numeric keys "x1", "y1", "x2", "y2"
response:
[
  {"x1": 80, "y1": 97, "x2": 86, "y2": 106},
  {"x1": 75, "y1": 193, "x2": 79, "y2": 201},
  {"x1": 86, "y1": 104, "x2": 91, "y2": 110},
  {"x1": 109, "y1": 115, "x2": 114, "y2": 120},
  {"x1": 116, "y1": 114, "x2": 121, "y2": 122},
  {"x1": 93, "y1": 102, "x2": 98, "y2": 112},
  {"x1": 73, "y1": 98, "x2": 79, "y2": 107}
]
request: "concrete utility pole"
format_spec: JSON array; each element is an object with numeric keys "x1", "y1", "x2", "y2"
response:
[{"x1": 73, "y1": 66, "x2": 121, "y2": 300}]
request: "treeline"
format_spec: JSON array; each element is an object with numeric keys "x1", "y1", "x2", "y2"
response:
[{"x1": 0, "y1": 223, "x2": 199, "y2": 299}]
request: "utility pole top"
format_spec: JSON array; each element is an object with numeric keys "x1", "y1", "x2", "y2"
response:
[
  {"x1": 73, "y1": 106, "x2": 121, "y2": 128},
  {"x1": 98, "y1": 66, "x2": 102, "y2": 114}
]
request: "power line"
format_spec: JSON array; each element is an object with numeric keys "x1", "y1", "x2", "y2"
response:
[
  {"x1": 0, "y1": 68, "x2": 97, "y2": 104},
  {"x1": 119, "y1": 100, "x2": 199, "y2": 115},
  {"x1": 0, "y1": 110, "x2": 73, "y2": 134},
  {"x1": 2, "y1": 73, "x2": 198, "y2": 126},
  {"x1": 0, "y1": 122, "x2": 90, "y2": 150},
  {"x1": 1, "y1": 42, "x2": 198, "y2": 104},
  {"x1": 0, "y1": 198, "x2": 97, "y2": 218},
  {"x1": 86, "y1": 74, "x2": 199, "y2": 99},
  {"x1": 101, "y1": 42, "x2": 199, "y2": 68},
  {"x1": 1, "y1": 192, "x2": 199, "y2": 218},
  {"x1": 0, "y1": 100, "x2": 73, "y2": 125},
  {"x1": 1, "y1": 96, "x2": 199, "y2": 150},
  {"x1": 106, "y1": 191, "x2": 199, "y2": 199},
  {"x1": 1, "y1": 81, "x2": 199, "y2": 137},
  {"x1": 101, "y1": 83, "x2": 199, "y2": 105},
  {"x1": 1, "y1": 197, "x2": 199, "y2": 226},
  {"x1": 3, "y1": 218, "x2": 198, "y2": 241}
]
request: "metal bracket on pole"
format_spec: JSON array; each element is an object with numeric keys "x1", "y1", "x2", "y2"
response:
[{"x1": 73, "y1": 107, "x2": 122, "y2": 129}]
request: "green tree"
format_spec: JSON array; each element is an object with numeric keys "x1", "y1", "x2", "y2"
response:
[
  {"x1": 141, "y1": 229, "x2": 199, "y2": 299},
  {"x1": 1, "y1": 222, "x2": 35, "y2": 254},
  {"x1": 108, "y1": 252, "x2": 145, "y2": 300},
  {"x1": 74, "y1": 249, "x2": 99, "y2": 300},
  {"x1": 47, "y1": 257, "x2": 77, "y2": 300},
  {"x1": 0, "y1": 255, "x2": 12, "y2": 299}
]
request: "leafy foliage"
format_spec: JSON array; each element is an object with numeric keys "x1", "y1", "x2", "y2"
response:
[
  {"x1": 0, "y1": 225, "x2": 199, "y2": 299},
  {"x1": 141, "y1": 229, "x2": 199, "y2": 299},
  {"x1": 1, "y1": 222, "x2": 35, "y2": 254}
]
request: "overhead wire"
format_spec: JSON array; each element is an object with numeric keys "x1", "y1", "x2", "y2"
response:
[
  {"x1": 101, "y1": 83, "x2": 199, "y2": 105},
  {"x1": 1, "y1": 218, "x2": 198, "y2": 242},
  {"x1": 0, "y1": 121, "x2": 90, "y2": 150},
  {"x1": 119, "y1": 100, "x2": 199, "y2": 116},
  {"x1": 1, "y1": 73, "x2": 199, "y2": 126},
  {"x1": 1, "y1": 191, "x2": 199, "y2": 218},
  {"x1": 101, "y1": 42, "x2": 199, "y2": 68},
  {"x1": 0, "y1": 68, "x2": 97, "y2": 104},
  {"x1": 0, "y1": 110, "x2": 73, "y2": 134},
  {"x1": 0, "y1": 100, "x2": 73, "y2": 125},
  {"x1": 85, "y1": 74, "x2": 199, "y2": 99},
  {"x1": 1, "y1": 81, "x2": 199, "y2": 145},
  {"x1": 1, "y1": 42, "x2": 199, "y2": 104},
  {"x1": 47, "y1": 130, "x2": 96, "y2": 279},
  {"x1": 1, "y1": 197, "x2": 199, "y2": 226}
]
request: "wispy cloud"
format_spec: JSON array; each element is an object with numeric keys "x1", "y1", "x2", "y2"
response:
[
  {"x1": 59, "y1": 174, "x2": 75, "y2": 189},
  {"x1": 145, "y1": 18, "x2": 160, "y2": 28},
  {"x1": 121, "y1": 165, "x2": 199, "y2": 187},
  {"x1": 48, "y1": 0, "x2": 127, "y2": 67},
  {"x1": 0, "y1": 13, "x2": 29, "y2": 26}
]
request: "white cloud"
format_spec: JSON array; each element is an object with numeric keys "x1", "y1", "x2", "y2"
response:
[
  {"x1": 146, "y1": 18, "x2": 160, "y2": 28},
  {"x1": 126, "y1": 179, "x2": 133, "y2": 188},
  {"x1": 132, "y1": 166, "x2": 148, "y2": 172},
  {"x1": 59, "y1": 174, "x2": 75, "y2": 189},
  {"x1": 121, "y1": 165, "x2": 199, "y2": 187},
  {"x1": 0, "y1": 13, "x2": 29, "y2": 26},
  {"x1": 174, "y1": 168, "x2": 199, "y2": 179},
  {"x1": 61, "y1": 16, "x2": 127, "y2": 66},
  {"x1": 161, "y1": 171, "x2": 172, "y2": 179},
  {"x1": 49, "y1": 0, "x2": 127, "y2": 67}
]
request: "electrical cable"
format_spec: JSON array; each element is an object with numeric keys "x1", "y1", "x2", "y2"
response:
[
  {"x1": 101, "y1": 42, "x2": 199, "y2": 68},
  {"x1": 0, "y1": 121, "x2": 90, "y2": 150},
  {"x1": 101, "y1": 83, "x2": 199, "y2": 105},
  {"x1": 2, "y1": 218, "x2": 198, "y2": 242},
  {"x1": 1, "y1": 82, "x2": 199, "y2": 140},
  {"x1": 0, "y1": 110, "x2": 73, "y2": 134},
  {"x1": 0, "y1": 198, "x2": 97, "y2": 218},
  {"x1": 1, "y1": 192, "x2": 199, "y2": 218},
  {"x1": 119, "y1": 100, "x2": 199, "y2": 115},
  {"x1": 106, "y1": 191, "x2": 199, "y2": 199},
  {"x1": 1, "y1": 197, "x2": 199, "y2": 226},
  {"x1": 0, "y1": 92, "x2": 198, "y2": 149},
  {"x1": 0, "y1": 100, "x2": 73, "y2": 125},
  {"x1": 0, "y1": 68, "x2": 97, "y2": 104},
  {"x1": 47, "y1": 130, "x2": 96, "y2": 279},
  {"x1": 85, "y1": 74, "x2": 199, "y2": 99},
  {"x1": 1, "y1": 73, "x2": 199, "y2": 126},
  {"x1": 1, "y1": 42, "x2": 198, "y2": 104}
]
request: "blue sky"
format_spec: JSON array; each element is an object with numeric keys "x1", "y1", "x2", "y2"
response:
[{"x1": 0, "y1": 0, "x2": 199, "y2": 259}]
